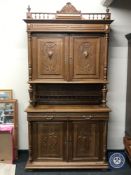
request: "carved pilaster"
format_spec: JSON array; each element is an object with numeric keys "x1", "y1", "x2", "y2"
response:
[
  {"x1": 103, "y1": 121, "x2": 108, "y2": 161},
  {"x1": 28, "y1": 32, "x2": 32, "y2": 81},
  {"x1": 102, "y1": 84, "x2": 107, "y2": 106},
  {"x1": 104, "y1": 33, "x2": 109, "y2": 80},
  {"x1": 28, "y1": 121, "x2": 32, "y2": 162}
]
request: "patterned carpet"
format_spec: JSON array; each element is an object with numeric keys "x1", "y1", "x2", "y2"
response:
[{"x1": 15, "y1": 151, "x2": 131, "y2": 175}]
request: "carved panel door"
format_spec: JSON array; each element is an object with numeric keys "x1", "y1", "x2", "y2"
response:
[
  {"x1": 69, "y1": 121, "x2": 100, "y2": 161},
  {"x1": 32, "y1": 121, "x2": 67, "y2": 161},
  {"x1": 69, "y1": 35, "x2": 104, "y2": 81},
  {"x1": 32, "y1": 34, "x2": 69, "y2": 81}
]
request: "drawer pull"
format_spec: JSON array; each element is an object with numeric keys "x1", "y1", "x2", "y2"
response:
[
  {"x1": 45, "y1": 116, "x2": 54, "y2": 120},
  {"x1": 82, "y1": 115, "x2": 93, "y2": 120}
]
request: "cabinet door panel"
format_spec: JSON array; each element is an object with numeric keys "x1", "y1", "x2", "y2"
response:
[
  {"x1": 32, "y1": 34, "x2": 68, "y2": 81},
  {"x1": 70, "y1": 36, "x2": 102, "y2": 81},
  {"x1": 32, "y1": 121, "x2": 66, "y2": 161},
  {"x1": 69, "y1": 121, "x2": 100, "y2": 161}
]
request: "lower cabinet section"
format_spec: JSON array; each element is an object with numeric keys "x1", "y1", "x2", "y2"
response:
[{"x1": 26, "y1": 106, "x2": 110, "y2": 169}]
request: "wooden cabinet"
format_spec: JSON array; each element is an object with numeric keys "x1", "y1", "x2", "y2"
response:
[{"x1": 24, "y1": 2, "x2": 113, "y2": 169}]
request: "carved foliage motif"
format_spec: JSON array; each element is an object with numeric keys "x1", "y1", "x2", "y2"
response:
[
  {"x1": 77, "y1": 127, "x2": 90, "y2": 154},
  {"x1": 40, "y1": 41, "x2": 57, "y2": 73},
  {"x1": 77, "y1": 42, "x2": 95, "y2": 74},
  {"x1": 38, "y1": 123, "x2": 63, "y2": 157},
  {"x1": 74, "y1": 123, "x2": 96, "y2": 157}
]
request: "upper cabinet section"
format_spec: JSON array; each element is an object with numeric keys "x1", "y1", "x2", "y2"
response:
[{"x1": 24, "y1": 2, "x2": 113, "y2": 83}]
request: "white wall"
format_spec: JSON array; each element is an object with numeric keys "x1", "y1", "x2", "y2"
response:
[
  {"x1": 107, "y1": 0, "x2": 131, "y2": 149},
  {"x1": 0, "y1": 0, "x2": 130, "y2": 149}
]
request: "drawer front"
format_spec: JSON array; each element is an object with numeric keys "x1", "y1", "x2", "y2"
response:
[{"x1": 27, "y1": 112, "x2": 109, "y2": 121}]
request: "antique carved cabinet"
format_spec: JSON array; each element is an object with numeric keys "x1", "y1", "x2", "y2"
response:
[{"x1": 24, "y1": 3, "x2": 113, "y2": 169}]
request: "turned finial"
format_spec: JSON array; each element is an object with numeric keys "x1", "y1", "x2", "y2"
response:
[
  {"x1": 27, "y1": 5, "x2": 32, "y2": 18},
  {"x1": 27, "y1": 5, "x2": 31, "y2": 12},
  {"x1": 106, "y1": 7, "x2": 110, "y2": 13},
  {"x1": 105, "y1": 7, "x2": 110, "y2": 19}
]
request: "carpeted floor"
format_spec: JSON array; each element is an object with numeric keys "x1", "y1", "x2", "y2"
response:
[{"x1": 15, "y1": 151, "x2": 131, "y2": 175}]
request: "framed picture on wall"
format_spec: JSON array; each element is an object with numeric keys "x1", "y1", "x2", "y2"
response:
[
  {"x1": 0, "y1": 99, "x2": 18, "y2": 159},
  {"x1": 0, "y1": 89, "x2": 13, "y2": 100}
]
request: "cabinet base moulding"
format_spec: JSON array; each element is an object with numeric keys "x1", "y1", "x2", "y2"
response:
[{"x1": 25, "y1": 160, "x2": 108, "y2": 169}]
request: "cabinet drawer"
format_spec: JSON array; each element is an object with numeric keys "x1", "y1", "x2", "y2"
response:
[{"x1": 27, "y1": 112, "x2": 109, "y2": 121}]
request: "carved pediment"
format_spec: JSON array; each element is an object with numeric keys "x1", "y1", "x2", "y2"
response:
[
  {"x1": 57, "y1": 2, "x2": 81, "y2": 14},
  {"x1": 56, "y1": 2, "x2": 81, "y2": 19}
]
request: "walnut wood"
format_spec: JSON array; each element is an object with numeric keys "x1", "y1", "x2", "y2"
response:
[
  {"x1": 25, "y1": 105, "x2": 111, "y2": 113},
  {"x1": 25, "y1": 3, "x2": 111, "y2": 21},
  {"x1": 25, "y1": 23, "x2": 112, "y2": 33},
  {"x1": 26, "y1": 160, "x2": 108, "y2": 169},
  {"x1": 30, "y1": 33, "x2": 108, "y2": 83},
  {"x1": 24, "y1": 3, "x2": 113, "y2": 169},
  {"x1": 26, "y1": 111, "x2": 109, "y2": 167},
  {"x1": 29, "y1": 84, "x2": 103, "y2": 105},
  {"x1": 28, "y1": 80, "x2": 108, "y2": 83},
  {"x1": 27, "y1": 32, "x2": 32, "y2": 81},
  {"x1": 57, "y1": 2, "x2": 81, "y2": 14}
]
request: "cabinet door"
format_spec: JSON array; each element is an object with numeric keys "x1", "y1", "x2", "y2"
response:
[
  {"x1": 32, "y1": 34, "x2": 69, "y2": 81},
  {"x1": 69, "y1": 121, "x2": 100, "y2": 161},
  {"x1": 32, "y1": 121, "x2": 67, "y2": 161},
  {"x1": 70, "y1": 35, "x2": 104, "y2": 81}
]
